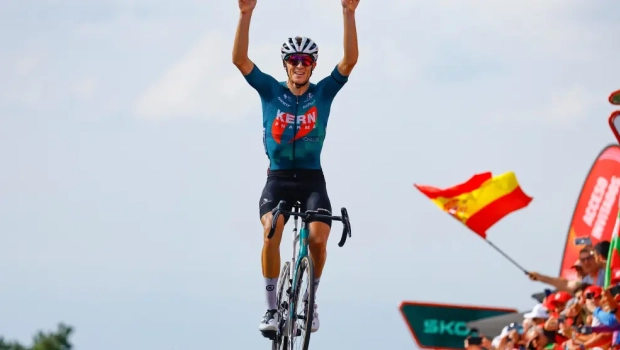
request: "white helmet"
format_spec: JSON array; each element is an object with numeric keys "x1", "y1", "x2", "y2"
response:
[{"x1": 281, "y1": 36, "x2": 319, "y2": 62}]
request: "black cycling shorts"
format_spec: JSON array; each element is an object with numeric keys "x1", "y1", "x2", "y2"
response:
[{"x1": 259, "y1": 169, "x2": 332, "y2": 227}]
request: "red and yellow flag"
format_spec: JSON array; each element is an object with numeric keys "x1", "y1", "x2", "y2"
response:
[{"x1": 414, "y1": 171, "x2": 533, "y2": 238}]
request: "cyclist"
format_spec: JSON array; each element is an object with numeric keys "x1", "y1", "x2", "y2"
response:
[{"x1": 232, "y1": 0, "x2": 360, "y2": 336}]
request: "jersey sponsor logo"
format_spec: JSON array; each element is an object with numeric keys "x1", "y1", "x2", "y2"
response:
[
  {"x1": 302, "y1": 100, "x2": 315, "y2": 109},
  {"x1": 278, "y1": 96, "x2": 291, "y2": 107},
  {"x1": 271, "y1": 106, "x2": 317, "y2": 144}
]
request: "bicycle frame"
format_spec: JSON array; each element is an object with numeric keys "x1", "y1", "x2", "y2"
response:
[
  {"x1": 284, "y1": 203, "x2": 308, "y2": 335},
  {"x1": 267, "y1": 199, "x2": 351, "y2": 343}
]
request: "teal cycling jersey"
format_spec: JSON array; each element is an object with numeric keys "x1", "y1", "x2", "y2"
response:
[{"x1": 244, "y1": 64, "x2": 348, "y2": 170}]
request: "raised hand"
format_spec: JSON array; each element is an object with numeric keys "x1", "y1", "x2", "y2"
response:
[
  {"x1": 341, "y1": 0, "x2": 359, "y2": 12},
  {"x1": 239, "y1": 0, "x2": 256, "y2": 13}
]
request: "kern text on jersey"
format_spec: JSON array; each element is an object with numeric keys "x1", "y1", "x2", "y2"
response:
[{"x1": 271, "y1": 106, "x2": 318, "y2": 144}]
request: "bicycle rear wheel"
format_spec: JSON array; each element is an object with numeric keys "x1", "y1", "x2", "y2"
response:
[
  {"x1": 272, "y1": 261, "x2": 291, "y2": 350},
  {"x1": 288, "y1": 256, "x2": 315, "y2": 350}
]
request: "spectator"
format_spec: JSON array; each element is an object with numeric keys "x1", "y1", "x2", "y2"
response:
[
  {"x1": 523, "y1": 304, "x2": 550, "y2": 326},
  {"x1": 493, "y1": 323, "x2": 526, "y2": 350},
  {"x1": 466, "y1": 239, "x2": 620, "y2": 350},
  {"x1": 591, "y1": 287, "x2": 619, "y2": 327},
  {"x1": 594, "y1": 240, "x2": 611, "y2": 268},
  {"x1": 611, "y1": 269, "x2": 620, "y2": 287},
  {"x1": 465, "y1": 328, "x2": 491, "y2": 350},
  {"x1": 569, "y1": 285, "x2": 614, "y2": 350},
  {"x1": 575, "y1": 283, "x2": 594, "y2": 300},
  {"x1": 544, "y1": 291, "x2": 573, "y2": 316},
  {"x1": 573, "y1": 260, "x2": 587, "y2": 279},
  {"x1": 524, "y1": 326, "x2": 551, "y2": 350},
  {"x1": 484, "y1": 280, "x2": 620, "y2": 350},
  {"x1": 528, "y1": 248, "x2": 605, "y2": 290}
]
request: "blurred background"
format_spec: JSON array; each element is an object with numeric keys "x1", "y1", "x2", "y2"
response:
[{"x1": 1, "y1": 0, "x2": 620, "y2": 349}]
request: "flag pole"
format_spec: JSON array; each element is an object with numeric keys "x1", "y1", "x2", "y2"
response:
[{"x1": 484, "y1": 239, "x2": 529, "y2": 274}]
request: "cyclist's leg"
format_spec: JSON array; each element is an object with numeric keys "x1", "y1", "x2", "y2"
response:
[
  {"x1": 257, "y1": 178, "x2": 291, "y2": 333},
  {"x1": 303, "y1": 182, "x2": 332, "y2": 333},
  {"x1": 306, "y1": 184, "x2": 332, "y2": 281}
]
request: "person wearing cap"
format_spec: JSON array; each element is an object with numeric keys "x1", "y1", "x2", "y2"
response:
[
  {"x1": 519, "y1": 304, "x2": 566, "y2": 347},
  {"x1": 524, "y1": 304, "x2": 551, "y2": 325},
  {"x1": 545, "y1": 291, "x2": 573, "y2": 315},
  {"x1": 583, "y1": 286, "x2": 606, "y2": 325},
  {"x1": 494, "y1": 323, "x2": 526, "y2": 350},
  {"x1": 574, "y1": 285, "x2": 614, "y2": 349},
  {"x1": 611, "y1": 269, "x2": 620, "y2": 287},
  {"x1": 528, "y1": 248, "x2": 606, "y2": 291}
]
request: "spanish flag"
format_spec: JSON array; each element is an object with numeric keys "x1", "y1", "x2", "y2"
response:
[{"x1": 414, "y1": 172, "x2": 532, "y2": 238}]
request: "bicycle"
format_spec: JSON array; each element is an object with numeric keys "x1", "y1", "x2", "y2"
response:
[{"x1": 264, "y1": 200, "x2": 352, "y2": 350}]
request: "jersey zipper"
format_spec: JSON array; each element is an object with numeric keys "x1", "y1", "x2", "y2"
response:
[{"x1": 293, "y1": 95, "x2": 299, "y2": 177}]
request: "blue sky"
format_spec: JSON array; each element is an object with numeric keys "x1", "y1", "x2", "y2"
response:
[{"x1": 1, "y1": 0, "x2": 620, "y2": 349}]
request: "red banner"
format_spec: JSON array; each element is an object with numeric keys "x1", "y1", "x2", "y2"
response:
[{"x1": 559, "y1": 145, "x2": 620, "y2": 279}]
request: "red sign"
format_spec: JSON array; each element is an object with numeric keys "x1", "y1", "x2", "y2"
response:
[{"x1": 559, "y1": 145, "x2": 620, "y2": 279}]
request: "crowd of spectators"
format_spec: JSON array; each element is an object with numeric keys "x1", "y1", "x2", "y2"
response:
[{"x1": 466, "y1": 240, "x2": 620, "y2": 350}]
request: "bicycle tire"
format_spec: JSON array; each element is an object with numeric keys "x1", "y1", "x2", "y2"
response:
[
  {"x1": 288, "y1": 256, "x2": 315, "y2": 350},
  {"x1": 272, "y1": 261, "x2": 291, "y2": 350}
]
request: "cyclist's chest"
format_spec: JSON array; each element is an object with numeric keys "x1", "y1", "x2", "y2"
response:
[{"x1": 266, "y1": 92, "x2": 325, "y2": 143}]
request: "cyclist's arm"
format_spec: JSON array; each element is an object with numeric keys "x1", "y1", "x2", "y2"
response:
[
  {"x1": 232, "y1": 9, "x2": 278, "y2": 99},
  {"x1": 336, "y1": 7, "x2": 358, "y2": 77},
  {"x1": 232, "y1": 10, "x2": 255, "y2": 75}
]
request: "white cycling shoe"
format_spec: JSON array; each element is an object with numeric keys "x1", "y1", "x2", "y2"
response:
[
  {"x1": 300, "y1": 303, "x2": 319, "y2": 333},
  {"x1": 259, "y1": 309, "x2": 279, "y2": 333}
]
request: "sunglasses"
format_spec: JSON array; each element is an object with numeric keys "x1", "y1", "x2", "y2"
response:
[
  {"x1": 285, "y1": 55, "x2": 314, "y2": 67},
  {"x1": 579, "y1": 255, "x2": 594, "y2": 262},
  {"x1": 585, "y1": 293, "x2": 601, "y2": 299}
]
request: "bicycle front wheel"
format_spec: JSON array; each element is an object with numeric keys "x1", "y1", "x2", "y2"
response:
[
  {"x1": 288, "y1": 256, "x2": 315, "y2": 350},
  {"x1": 272, "y1": 261, "x2": 291, "y2": 350}
]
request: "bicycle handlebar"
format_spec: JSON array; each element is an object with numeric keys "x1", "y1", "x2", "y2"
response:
[{"x1": 267, "y1": 200, "x2": 352, "y2": 247}]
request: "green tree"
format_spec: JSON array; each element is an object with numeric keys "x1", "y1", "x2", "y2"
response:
[{"x1": 0, "y1": 323, "x2": 73, "y2": 350}]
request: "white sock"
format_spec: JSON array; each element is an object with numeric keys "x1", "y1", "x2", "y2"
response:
[
  {"x1": 303, "y1": 278, "x2": 320, "y2": 302},
  {"x1": 265, "y1": 277, "x2": 278, "y2": 310}
]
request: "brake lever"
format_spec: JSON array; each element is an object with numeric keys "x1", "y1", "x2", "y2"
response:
[
  {"x1": 338, "y1": 207, "x2": 350, "y2": 247},
  {"x1": 343, "y1": 208, "x2": 351, "y2": 237}
]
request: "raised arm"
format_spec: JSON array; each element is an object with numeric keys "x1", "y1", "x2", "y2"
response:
[
  {"x1": 528, "y1": 271, "x2": 581, "y2": 292},
  {"x1": 337, "y1": 0, "x2": 359, "y2": 77},
  {"x1": 232, "y1": 0, "x2": 257, "y2": 75}
]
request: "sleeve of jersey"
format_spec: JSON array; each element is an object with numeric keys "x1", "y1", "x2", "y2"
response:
[
  {"x1": 317, "y1": 65, "x2": 349, "y2": 101},
  {"x1": 243, "y1": 65, "x2": 278, "y2": 100}
]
